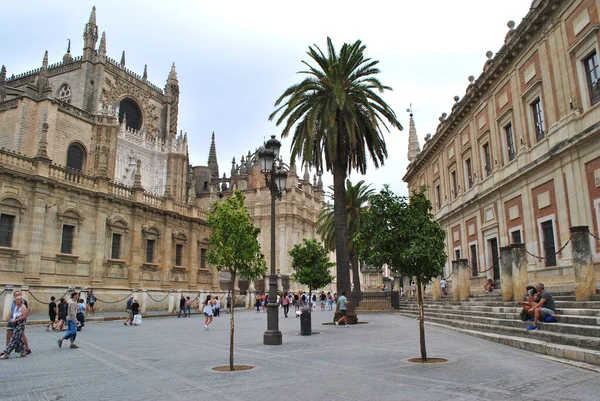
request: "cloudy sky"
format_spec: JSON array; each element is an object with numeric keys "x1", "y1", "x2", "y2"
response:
[{"x1": 1, "y1": 0, "x2": 531, "y2": 197}]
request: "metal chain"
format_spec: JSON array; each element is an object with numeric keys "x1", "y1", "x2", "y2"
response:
[
  {"x1": 25, "y1": 289, "x2": 69, "y2": 304},
  {"x1": 478, "y1": 256, "x2": 502, "y2": 274},
  {"x1": 524, "y1": 238, "x2": 571, "y2": 261},
  {"x1": 147, "y1": 292, "x2": 170, "y2": 303},
  {"x1": 443, "y1": 270, "x2": 454, "y2": 280},
  {"x1": 589, "y1": 231, "x2": 600, "y2": 241},
  {"x1": 94, "y1": 291, "x2": 135, "y2": 304}
]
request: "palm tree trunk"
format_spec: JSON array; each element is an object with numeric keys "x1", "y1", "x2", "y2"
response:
[
  {"x1": 229, "y1": 271, "x2": 236, "y2": 370},
  {"x1": 350, "y1": 253, "x2": 362, "y2": 308},
  {"x1": 332, "y1": 158, "x2": 351, "y2": 297},
  {"x1": 416, "y1": 277, "x2": 427, "y2": 361}
]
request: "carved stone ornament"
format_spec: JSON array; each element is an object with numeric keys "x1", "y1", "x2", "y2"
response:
[
  {"x1": 106, "y1": 215, "x2": 129, "y2": 237},
  {"x1": 56, "y1": 207, "x2": 84, "y2": 230},
  {"x1": 141, "y1": 224, "x2": 161, "y2": 239},
  {"x1": 172, "y1": 229, "x2": 188, "y2": 243}
]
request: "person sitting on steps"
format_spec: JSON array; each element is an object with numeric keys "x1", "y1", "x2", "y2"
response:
[
  {"x1": 484, "y1": 279, "x2": 495, "y2": 293},
  {"x1": 527, "y1": 283, "x2": 556, "y2": 331},
  {"x1": 518, "y1": 285, "x2": 538, "y2": 320}
]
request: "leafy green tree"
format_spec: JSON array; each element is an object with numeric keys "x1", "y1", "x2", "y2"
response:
[
  {"x1": 269, "y1": 37, "x2": 402, "y2": 299},
  {"x1": 289, "y1": 238, "x2": 335, "y2": 312},
  {"x1": 317, "y1": 179, "x2": 375, "y2": 294},
  {"x1": 354, "y1": 186, "x2": 446, "y2": 361},
  {"x1": 206, "y1": 191, "x2": 267, "y2": 370}
]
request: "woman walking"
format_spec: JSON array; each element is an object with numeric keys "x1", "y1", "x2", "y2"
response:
[
  {"x1": 1, "y1": 296, "x2": 28, "y2": 359},
  {"x1": 46, "y1": 296, "x2": 57, "y2": 331},
  {"x1": 55, "y1": 298, "x2": 67, "y2": 331},
  {"x1": 282, "y1": 292, "x2": 289, "y2": 318},
  {"x1": 203, "y1": 295, "x2": 215, "y2": 330},
  {"x1": 255, "y1": 294, "x2": 261, "y2": 313},
  {"x1": 214, "y1": 296, "x2": 220, "y2": 317}
]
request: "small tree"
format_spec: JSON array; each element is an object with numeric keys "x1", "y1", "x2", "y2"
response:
[
  {"x1": 289, "y1": 238, "x2": 335, "y2": 312},
  {"x1": 354, "y1": 186, "x2": 446, "y2": 361},
  {"x1": 206, "y1": 191, "x2": 267, "y2": 370}
]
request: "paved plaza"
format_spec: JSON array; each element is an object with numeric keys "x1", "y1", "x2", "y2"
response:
[{"x1": 1, "y1": 309, "x2": 599, "y2": 401}]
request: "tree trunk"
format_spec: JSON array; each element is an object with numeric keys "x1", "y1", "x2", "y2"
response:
[
  {"x1": 417, "y1": 277, "x2": 427, "y2": 361},
  {"x1": 229, "y1": 271, "x2": 236, "y2": 371},
  {"x1": 350, "y1": 253, "x2": 362, "y2": 308},
  {"x1": 332, "y1": 158, "x2": 351, "y2": 297}
]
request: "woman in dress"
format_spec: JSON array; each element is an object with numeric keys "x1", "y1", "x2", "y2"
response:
[
  {"x1": 1, "y1": 296, "x2": 28, "y2": 359},
  {"x1": 55, "y1": 298, "x2": 68, "y2": 331},
  {"x1": 203, "y1": 295, "x2": 215, "y2": 330}
]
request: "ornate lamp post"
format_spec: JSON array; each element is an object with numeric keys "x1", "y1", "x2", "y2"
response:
[{"x1": 258, "y1": 135, "x2": 288, "y2": 346}]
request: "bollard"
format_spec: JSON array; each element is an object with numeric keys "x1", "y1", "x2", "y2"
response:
[
  {"x1": 452, "y1": 261, "x2": 460, "y2": 301},
  {"x1": 500, "y1": 246, "x2": 514, "y2": 301},
  {"x1": 511, "y1": 244, "x2": 528, "y2": 302},
  {"x1": 141, "y1": 289, "x2": 148, "y2": 314},
  {"x1": 432, "y1": 278, "x2": 441, "y2": 301},
  {"x1": 168, "y1": 290, "x2": 175, "y2": 313},
  {"x1": 458, "y1": 259, "x2": 471, "y2": 301},
  {"x1": 570, "y1": 226, "x2": 597, "y2": 301},
  {"x1": 2, "y1": 285, "x2": 14, "y2": 322},
  {"x1": 80, "y1": 287, "x2": 88, "y2": 307}
]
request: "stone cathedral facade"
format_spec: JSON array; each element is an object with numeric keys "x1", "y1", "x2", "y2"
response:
[{"x1": 0, "y1": 7, "x2": 328, "y2": 312}]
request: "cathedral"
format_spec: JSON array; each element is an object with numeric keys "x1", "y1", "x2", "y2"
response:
[{"x1": 0, "y1": 7, "x2": 328, "y2": 312}]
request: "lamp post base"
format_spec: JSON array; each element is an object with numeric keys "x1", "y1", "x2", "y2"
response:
[{"x1": 263, "y1": 329, "x2": 282, "y2": 345}]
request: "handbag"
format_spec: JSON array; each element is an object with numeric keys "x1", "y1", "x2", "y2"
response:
[{"x1": 132, "y1": 314, "x2": 142, "y2": 325}]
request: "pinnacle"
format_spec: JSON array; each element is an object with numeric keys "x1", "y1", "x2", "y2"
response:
[{"x1": 89, "y1": 5, "x2": 97, "y2": 26}]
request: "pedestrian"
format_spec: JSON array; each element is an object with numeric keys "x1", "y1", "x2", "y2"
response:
[
  {"x1": 261, "y1": 293, "x2": 267, "y2": 312},
  {"x1": 327, "y1": 292, "x2": 333, "y2": 311},
  {"x1": 282, "y1": 292, "x2": 289, "y2": 318},
  {"x1": 203, "y1": 295, "x2": 215, "y2": 330},
  {"x1": 5, "y1": 290, "x2": 31, "y2": 355},
  {"x1": 124, "y1": 296, "x2": 134, "y2": 326},
  {"x1": 334, "y1": 291, "x2": 350, "y2": 327},
  {"x1": 214, "y1": 296, "x2": 220, "y2": 317},
  {"x1": 255, "y1": 294, "x2": 261, "y2": 313},
  {"x1": 55, "y1": 298, "x2": 67, "y2": 331},
  {"x1": 294, "y1": 292, "x2": 300, "y2": 317},
  {"x1": 1, "y1": 296, "x2": 28, "y2": 359},
  {"x1": 185, "y1": 296, "x2": 192, "y2": 317},
  {"x1": 76, "y1": 299, "x2": 85, "y2": 331},
  {"x1": 226, "y1": 290, "x2": 232, "y2": 314},
  {"x1": 46, "y1": 296, "x2": 58, "y2": 332},
  {"x1": 87, "y1": 290, "x2": 96, "y2": 315},
  {"x1": 131, "y1": 299, "x2": 141, "y2": 326},
  {"x1": 58, "y1": 292, "x2": 80, "y2": 349},
  {"x1": 410, "y1": 281, "x2": 416, "y2": 298},
  {"x1": 312, "y1": 293, "x2": 317, "y2": 309},
  {"x1": 178, "y1": 294, "x2": 187, "y2": 318},
  {"x1": 440, "y1": 278, "x2": 447, "y2": 296}
]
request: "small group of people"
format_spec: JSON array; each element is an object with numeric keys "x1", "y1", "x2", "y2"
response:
[
  {"x1": 518, "y1": 282, "x2": 556, "y2": 331},
  {"x1": 123, "y1": 296, "x2": 141, "y2": 326}
]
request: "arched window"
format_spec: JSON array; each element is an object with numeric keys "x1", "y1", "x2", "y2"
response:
[
  {"x1": 57, "y1": 84, "x2": 72, "y2": 103},
  {"x1": 118, "y1": 98, "x2": 143, "y2": 131},
  {"x1": 66, "y1": 143, "x2": 86, "y2": 171}
]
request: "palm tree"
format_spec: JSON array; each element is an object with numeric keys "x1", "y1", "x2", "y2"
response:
[
  {"x1": 317, "y1": 179, "x2": 374, "y2": 294},
  {"x1": 269, "y1": 37, "x2": 402, "y2": 297}
]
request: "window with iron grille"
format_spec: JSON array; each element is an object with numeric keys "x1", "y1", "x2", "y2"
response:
[
  {"x1": 541, "y1": 220, "x2": 557, "y2": 267},
  {"x1": 454, "y1": 248, "x2": 461, "y2": 260},
  {"x1": 200, "y1": 248, "x2": 206, "y2": 269},
  {"x1": 146, "y1": 239, "x2": 155, "y2": 263},
  {"x1": 532, "y1": 99, "x2": 545, "y2": 142},
  {"x1": 465, "y1": 158, "x2": 473, "y2": 188},
  {"x1": 451, "y1": 170, "x2": 458, "y2": 199},
  {"x1": 60, "y1": 225, "x2": 75, "y2": 254},
  {"x1": 511, "y1": 230, "x2": 522, "y2": 244},
  {"x1": 584, "y1": 51, "x2": 600, "y2": 106},
  {"x1": 505, "y1": 123, "x2": 515, "y2": 161},
  {"x1": 66, "y1": 143, "x2": 85, "y2": 172},
  {"x1": 470, "y1": 244, "x2": 478, "y2": 276},
  {"x1": 111, "y1": 233, "x2": 122, "y2": 259},
  {"x1": 175, "y1": 244, "x2": 183, "y2": 266},
  {"x1": 0, "y1": 214, "x2": 15, "y2": 247},
  {"x1": 483, "y1": 143, "x2": 492, "y2": 177},
  {"x1": 435, "y1": 184, "x2": 441, "y2": 210}
]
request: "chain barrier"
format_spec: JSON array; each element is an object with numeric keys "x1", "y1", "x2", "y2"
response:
[
  {"x1": 147, "y1": 292, "x2": 170, "y2": 303},
  {"x1": 443, "y1": 270, "x2": 454, "y2": 280},
  {"x1": 25, "y1": 288, "x2": 69, "y2": 304},
  {"x1": 589, "y1": 231, "x2": 600, "y2": 242},
  {"x1": 477, "y1": 256, "x2": 501, "y2": 274},
  {"x1": 94, "y1": 291, "x2": 135, "y2": 304},
  {"x1": 524, "y1": 238, "x2": 571, "y2": 261}
]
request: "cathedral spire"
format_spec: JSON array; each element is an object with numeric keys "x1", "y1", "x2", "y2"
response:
[
  {"x1": 88, "y1": 5, "x2": 97, "y2": 26},
  {"x1": 63, "y1": 39, "x2": 74, "y2": 63},
  {"x1": 208, "y1": 132, "x2": 219, "y2": 178},
  {"x1": 42, "y1": 50, "x2": 48, "y2": 70},
  {"x1": 98, "y1": 32, "x2": 106, "y2": 58},
  {"x1": 142, "y1": 64, "x2": 148, "y2": 81},
  {"x1": 0, "y1": 66, "x2": 7, "y2": 102},
  {"x1": 120, "y1": 51, "x2": 126, "y2": 68},
  {"x1": 83, "y1": 6, "x2": 98, "y2": 60},
  {"x1": 407, "y1": 105, "x2": 421, "y2": 163},
  {"x1": 168, "y1": 62, "x2": 178, "y2": 82}
]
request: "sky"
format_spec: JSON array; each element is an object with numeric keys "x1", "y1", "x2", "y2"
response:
[{"x1": 1, "y1": 0, "x2": 532, "y2": 197}]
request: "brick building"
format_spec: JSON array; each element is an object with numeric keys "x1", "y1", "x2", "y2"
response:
[{"x1": 403, "y1": 0, "x2": 600, "y2": 292}]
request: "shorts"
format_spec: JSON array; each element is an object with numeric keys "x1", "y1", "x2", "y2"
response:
[
  {"x1": 49, "y1": 313, "x2": 56, "y2": 322},
  {"x1": 204, "y1": 312, "x2": 213, "y2": 317},
  {"x1": 127, "y1": 309, "x2": 133, "y2": 319},
  {"x1": 539, "y1": 307, "x2": 554, "y2": 317},
  {"x1": 88, "y1": 302, "x2": 95, "y2": 307},
  {"x1": 339, "y1": 309, "x2": 347, "y2": 317}
]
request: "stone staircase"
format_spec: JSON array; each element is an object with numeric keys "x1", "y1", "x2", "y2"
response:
[{"x1": 396, "y1": 292, "x2": 600, "y2": 371}]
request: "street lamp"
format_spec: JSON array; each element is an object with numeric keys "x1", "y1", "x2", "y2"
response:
[{"x1": 258, "y1": 135, "x2": 288, "y2": 346}]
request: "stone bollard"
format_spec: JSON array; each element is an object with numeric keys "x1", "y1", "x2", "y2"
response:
[
  {"x1": 2, "y1": 285, "x2": 14, "y2": 322},
  {"x1": 500, "y1": 246, "x2": 514, "y2": 301},
  {"x1": 432, "y1": 278, "x2": 441, "y2": 301},
  {"x1": 168, "y1": 290, "x2": 175, "y2": 313},
  {"x1": 458, "y1": 259, "x2": 471, "y2": 301},
  {"x1": 452, "y1": 261, "x2": 460, "y2": 301},
  {"x1": 198, "y1": 291, "x2": 206, "y2": 312},
  {"x1": 80, "y1": 287, "x2": 88, "y2": 307},
  {"x1": 511, "y1": 244, "x2": 528, "y2": 301},
  {"x1": 570, "y1": 226, "x2": 597, "y2": 301},
  {"x1": 141, "y1": 289, "x2": 148, "y2": 314}
]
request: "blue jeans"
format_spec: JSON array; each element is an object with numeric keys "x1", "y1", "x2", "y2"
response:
[
  {"x1": 63, "y1": 320, "x2": 77, "y2": 342},
  {"x1": 185, "y1": 306, "x2": 191, "y2": 316}
]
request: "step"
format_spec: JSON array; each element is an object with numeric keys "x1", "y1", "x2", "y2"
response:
[
  {"x1": 417, "y1": 319, "x2": 600, "y2": 371},
  {"x1": 396, "y1": 310, "x2": 600, "y2": 351}
]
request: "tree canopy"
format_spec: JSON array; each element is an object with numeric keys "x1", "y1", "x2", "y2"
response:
[{"x1": 289, "y1": 238, "x2": 335, "y2": 294}]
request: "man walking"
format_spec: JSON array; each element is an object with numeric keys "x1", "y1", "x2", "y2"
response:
[
  {"x1": 6, "y1": 290, "x2": 32, "y2": 355},
  {"x1": 124, "y1": 296, "x2": 134, "y2": 325},
  {"x1": 527, "y1": 283, "x2": 556, "y2": 331},
  {"x1": 58, "y1": 292, "x2": 80, "y2": 349},
  {"x1": 334, "y1": 291, "x2": 350, "y2": 327}
]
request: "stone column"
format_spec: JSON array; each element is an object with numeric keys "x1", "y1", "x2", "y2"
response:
[
  {"x1": 570, "y1": 226, "x2": 597, "y2": 301},
  {"x1": 140, "y1": 289, "x2": 148, "y2": 314},
  {"x1": 187, "y1": 231, "x2": 198, "y2": 290},
  {"x1": 129, "y1": 216, "x2": 142, "y2": 288},
  {"x1": 277, "y1": 276, "x2": 283, "y2": 293},
  {"x1": 198, "y1": 290, "x2": 206, "y2": 312},
  {"x1": 458, "y1": 259, "x2": 471, "y2": 301},
  {"x1": 24, "y1": 191, "x2": 48, "y2": 285},
  {"x1": 431, "y1": 278, "x2": 441, "y2": 301},
  {"x1": 2, "y1": 286, "x2": 14, "y2": 321},
  {"x1": 511, "y1": 244, "x2": 528, "y2": 300},
  {"x1": 160, "y1": 226, "x2": 172, "y2": 289},
  {"x1": 167, "y1": 290, "x2": 175, "y2": 313},
  {"x1": 500, "y1": 246, "x2": 514, "y2": 301},
  {"x1": 452, "y1": 261, "x2": 460, "y2": 301},
  {"x1": 90, "y1": 207, "x2": 108, "y2": 287}
]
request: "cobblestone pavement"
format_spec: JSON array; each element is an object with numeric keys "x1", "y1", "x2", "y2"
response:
[{"x1": 1, "y1": 309, "x2": 598, "y2": 401}]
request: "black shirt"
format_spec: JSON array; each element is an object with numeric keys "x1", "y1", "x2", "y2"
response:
[{"x1": 49, "y1": 301, "x2": 56, "y2": 315}]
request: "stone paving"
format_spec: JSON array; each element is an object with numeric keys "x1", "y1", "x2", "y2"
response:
[{"x1": 1, "y1": 309, "x2": 599, "y2": 401}]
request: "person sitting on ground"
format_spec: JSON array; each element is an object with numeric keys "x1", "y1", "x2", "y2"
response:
[
  {"x1": 527, "y1": 283, "x2": 556, "y2": 331},
  {"x1": 484, "y1": 279, "x2": 495, "y2": 293},
  {"x1": 518, "y1": 286, "x2": 538, "y2": 320}
]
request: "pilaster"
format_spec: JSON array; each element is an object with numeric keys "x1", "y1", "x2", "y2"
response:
[
  {"x1": 24, "y1": 186, "x2": 49, "y2": 284},
  {"x1": 458, "y1": 259, "x2": 471, "y2": 301},
  {"x1": 500, "y1": 246, "x2": 514, "y2": 301},
  {"x1": 511, "y1": 244, "x2": 528, "y2": 300}
]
